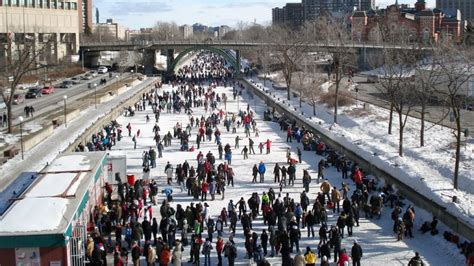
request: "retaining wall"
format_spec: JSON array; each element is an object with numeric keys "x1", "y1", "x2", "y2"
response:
[
  {"x1": 22, "y1": 125, "x2": 54, "y2": 152},
  {"x1": 65, "y1": 78, "x2": 158, "y2": 153},
  {"x1": 242, "y1": 78, "x2": 474, "y2": 242}
]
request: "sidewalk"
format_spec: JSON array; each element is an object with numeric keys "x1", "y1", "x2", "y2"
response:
[{"x1": 0, "y1": 77, "x2": 157, "y2": 191}]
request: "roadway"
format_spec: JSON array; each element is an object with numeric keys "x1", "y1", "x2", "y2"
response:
[
  {"x1": 346, "y1": 75, "x2": 474, "y2": 133},
  {"x1": 6, "y1": 72, "x2": 130, "y2": 127}
]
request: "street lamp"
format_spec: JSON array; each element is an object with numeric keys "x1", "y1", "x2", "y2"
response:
[
  {"x1": 93, "y1": 83, "x2": 98, "y2": 108},
  {"x1": 63, "y1": 95, "x2": 67, "y2": 127},
  {"x1": 131, "y1": 69, "x2": 134, "y2": 79},
  {"x1": 19, "y1": 116, "x2": 24, "y2": 160}
]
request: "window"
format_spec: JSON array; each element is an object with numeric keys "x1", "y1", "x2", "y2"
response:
[
  {"x1": 59, "y1": 0, "x2": 63, "y2": 9},
  {"x1": 11, "y1": 0, "x2": 19, "y2": 6},
  {"x1": 27, "y1": 0, "x2": 33, "y2": 7},
  {"x1": 71, "y1": 2, "x2": 76, "y2": 9}
]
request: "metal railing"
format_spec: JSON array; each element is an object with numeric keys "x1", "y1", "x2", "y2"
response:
[{"x1": 79, "y1": 40, "x2": 433, "y2": 51}]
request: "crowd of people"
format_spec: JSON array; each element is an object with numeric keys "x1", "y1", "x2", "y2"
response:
[{"x1": 77, "y1": 52, "x2": 454, "y2": 266}]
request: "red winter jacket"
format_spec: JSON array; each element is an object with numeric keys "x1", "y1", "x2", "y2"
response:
[
  {"x1": 354, "y1": 169, "x2": 363, "y2": 184},
  {"x1": 201, "y1": 182, "x2": 209, "y2": 193},
  {"x1": 216, "y1": 239, "x2": 225, "y2": 254},
  {"x1": 338, "y1": 253, "x2": 350, "y2": 266}
]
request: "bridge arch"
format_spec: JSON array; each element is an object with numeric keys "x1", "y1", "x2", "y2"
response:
[{"x1": 167, "y1": 46, "x2": 240, "y2": 76}]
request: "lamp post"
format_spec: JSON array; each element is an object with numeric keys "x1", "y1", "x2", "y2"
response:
[
  {"x1": 115, "y1": 75, "x2": 119, "y2": 89},
  {"x1": 19, "y1": 116, "x2": 24, "y2": 160},
  {"x1": 94, "y1": 83, "x2": 97, "y2": 108},
  {"x1": 131, "y1": 69, "x2": 134, "y2": 79},
  {"x1": 63, "y1": 95, "x2": 67, "y2": 127}
]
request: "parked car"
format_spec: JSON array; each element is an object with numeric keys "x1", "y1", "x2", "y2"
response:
[
  {"x1": 60, "y1": 80, "x2": 74, "y2": 88},
  {"x1": 81, "y1": 74, "x2": 93, "y2": 80},
  {"x1": 98, "y1": 66, "x2": 108, "y2": 74},
  {"x1": 89, "y1": 71, "x2": 98, "y2": 77},
  {"x1": 25, "y1": 88, "x2": 43, "y2": 99},
  {"x1": 13, "y1": 94, "x2": 25, "y2": 105},
  {"x1": 42, "y1": 86, "x2": 55, "y2": 94},
  {"x1": 366, "y1": 75, "x2": 379, "y2": 83},
  {"x1": 70, "y1": 77, "x2": 81, "y2": 84}
]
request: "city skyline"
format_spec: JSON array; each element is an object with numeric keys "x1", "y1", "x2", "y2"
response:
[{"x1": 95, "y1": 0, "x2": 436, "y2": 29}]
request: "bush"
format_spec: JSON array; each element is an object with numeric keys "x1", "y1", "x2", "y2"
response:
[{"x1": 318, "y1": 91, "x2": 355, "y2": 108}]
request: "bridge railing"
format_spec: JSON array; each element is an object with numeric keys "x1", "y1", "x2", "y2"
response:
[{"x1": 79, "y1": 40, "x2": 432, "y2": 50}]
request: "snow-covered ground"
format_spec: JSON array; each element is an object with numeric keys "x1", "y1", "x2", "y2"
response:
[
  {"x1": 112, "y1": 83, "x2": 466, "y2": 265},
  {"x1": 247, "y1": 77, "x2": 474, "y2": 227}
]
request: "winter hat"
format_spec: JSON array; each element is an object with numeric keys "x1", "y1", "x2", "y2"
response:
[
  {"x1": 354, "y1": 239, "x2": 358, "y2": 244},
  {"x1": 322, "y1": 256, "x2": 327, "y2": 261},
  {"x1": 344, "y1": 262, "x2": 349, "y2": 266}
]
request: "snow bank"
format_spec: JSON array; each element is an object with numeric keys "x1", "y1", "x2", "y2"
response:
[{"x1": 247, "y1": 77, "x2": 474, "y2": 223}]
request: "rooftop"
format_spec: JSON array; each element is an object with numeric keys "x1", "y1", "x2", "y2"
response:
[{"x1": 0, "y1": 152, "x2": 107, "y2": 237}]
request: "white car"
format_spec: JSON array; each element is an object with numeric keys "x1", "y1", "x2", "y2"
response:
[{"x1": 97, "y1": 66, "x2": 108, "y2": 74}]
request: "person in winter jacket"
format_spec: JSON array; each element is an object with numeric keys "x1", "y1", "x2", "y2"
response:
[
  {"x1": 320, "y1": 255, "x2": 330, "y2": 266},
  {"x1": 216, "y1": 236, "x2": 225, "y2": 266},
  {"x1": 147, "y1": 244, "x2": 157, "y2": 266},
  {"x1": 320, "y1": 180, "x2": 331, "y2": 202},
  {"x1": 408, "y1": 252, "x2": 424, "y2": 266},
  {"x1": 258, "y1": 161, "x2": 266, "y2": 183},
  {"x1": 131, "y1": 241, "x2": 141, "y2": 266},
  {"x1": 201, "y1": 181, "x2": 209, "y2": 201},
  {"x1": 202, "y1": 238, "x2": 213, "y2": 266},
  {"x1": 159, "y1": 244, "x2": 172, "y2": 266},
  {"x1": 172, "y1": 240, "x2": 183, "y2": 266},
  {"x1": 304, "y1": 246, "x2": 317, "y2": 266},
  {"x1": 351, "y1": 240, "x2": 363, "y2": 266},
  {"x1": 293, "y1": 252, "x2": 306, "y2": 266},
  {"x1": 338, "y1": 249, "x2": 350, "y2": 266}
]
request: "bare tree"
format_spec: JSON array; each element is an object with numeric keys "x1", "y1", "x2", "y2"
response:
[
  {"x1": 376, "y1": 48, "x2": 419, "y2": 157},
  {"x1": 431, "y1": 42, "x2": 473, "y2": 189},
  {"x1": 305, "y1": 75, "x2": 327, "y2": 116},
  {"x1": 267, "y1": 24, "x2": 310, "y2": 100},
  {"x1": 117, "y1": 50, "x2": 129, "y2": 75},
  {"x1": 152, "y1": 21, "x2": 180, "y2": 41},
  {"x1": 316, "y1": 17, "x2": 356, "y2": 124},
  {"x1": 0, "y1": 36, "x2": 53, "y2": 133},
  {"x1": 413, "y1": 48, "x2": 443, "y2": 147},
  {"x1": 256, "y1": 47, "x2": 274, "y2": 87}
]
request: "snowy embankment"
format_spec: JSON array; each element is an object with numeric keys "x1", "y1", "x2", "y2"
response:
[
  {"x1": 113, "y1": 84, "x2": 465, "y2": 265},
  {"x1": 247, "y1": 77, "x2": 474, "y2": 226},
  {"x1": 0, "y1": 78, "x2": 154, "y2": 190}
]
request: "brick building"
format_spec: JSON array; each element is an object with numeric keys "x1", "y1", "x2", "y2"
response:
[{"x1": 351, "y1": 0, "x2": 462, "y2": 43}]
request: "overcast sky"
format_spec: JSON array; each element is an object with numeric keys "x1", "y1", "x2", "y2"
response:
[{"x1": 94, "y1": 0, "x2": 436, "y2": 29}]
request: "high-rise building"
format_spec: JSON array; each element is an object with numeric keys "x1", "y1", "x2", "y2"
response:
[
  {"x1": 78, "y1": 0, "x2": 93, "y2": 33},
  {"x1": 345, "y1": 0, "x2": 375, "y2": 11},
  {"x1": 302, "y1": 0, "x2": 373, "y2": 22},
  {"x1": 179, "y1": 25, "x2": 194, "y2": 39},
  {"x1": 272, "y1": 7, "x2": 285, "y2": 24},
  {"x1": 93, "y1": 19, "x2": 126, "y2": 41},
  {"x1": 0, "y1": 0, "x2": 80, "y2": 63},
  {"x1": 437, "y1": 0, "x2": 473, "y2": 21},
  {"x1": 284, "y1": 3, "x2": 304, "y2": 26},
  {"x1": 218, "y1": 25, "x2": 230, "y2": 38}
]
